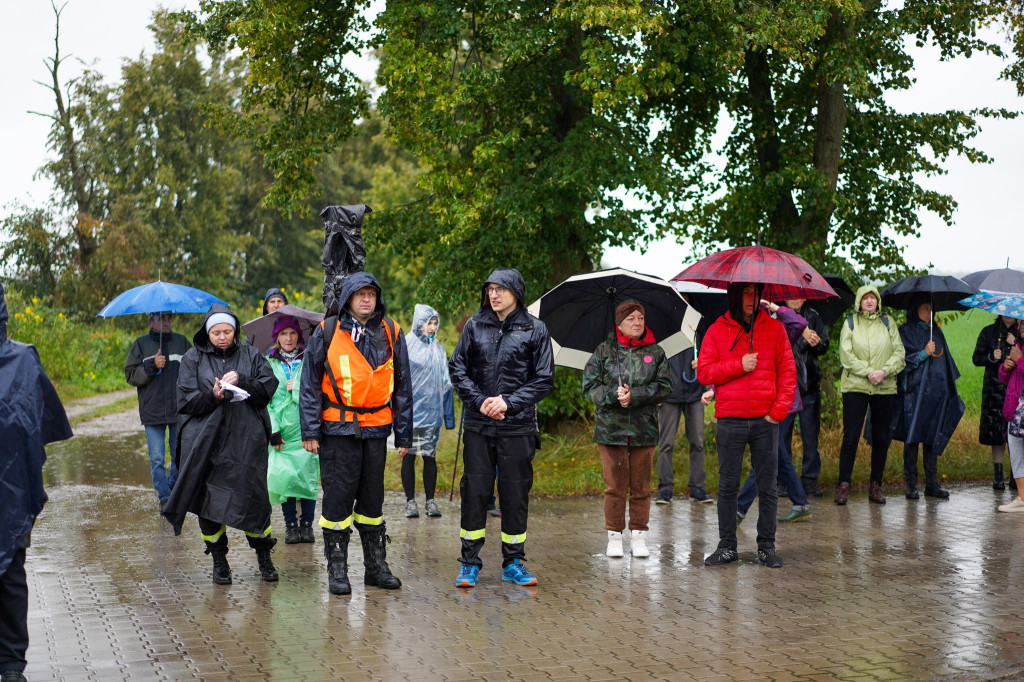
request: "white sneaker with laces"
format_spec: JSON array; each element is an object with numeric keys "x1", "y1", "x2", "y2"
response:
[
  {"x1": 631, "y1": 530, "x2": 650, "y2": 558},
  {"x1": 998, "y1": 497, "x2": 1024, "y2": 513},
  {"x1": 606, "y1": 531, "x2": 624, "y2": 557}
]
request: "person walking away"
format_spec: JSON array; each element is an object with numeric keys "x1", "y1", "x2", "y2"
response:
[
  {"x1": 299, "y1": 272, "x2": 413, "y2": 596},
  {"x1": 656, "y1": 335, "x2": 713, "y2": 504},
  {"x1": 583, "y1": 302, "x2": 671, "y2": 558},
  {"x1": 0, "y1": 282, "x2": 73, "y2": 682},
  {"x1": 124, "y1": 312, "x2": 190, "y2": 507},
  {"x1": 835, "y1": 285, "x2": 906, "y2": 505},
  {"x1": 735, "y1": 300, "x2": 812, "y2": 524},
  {"x1": 697, "y1": 283, "x2": 796, "y2": 569},
  {"x1": 403, "y1": 304, "x2": 456, "y2": 519},
  {"x1": 449, "y1": 268, "x2": 554, "y2": 588},
  {"x1": 783, "y1": 298, "x2": 830, "y2": 497},
  {"x1": 997, "y1": 319, "x2": 1024, "y2": 512},
  {"x1": 162, "y1": 306, "x2": 281, "y2": 584},
  {"x1": 892, "y1": 297, "x2": 965, "y2": 500},
  {"x1": 266, "y1": 316, "x2": 318, "y2": 544},
  {"x1": 973, "y1": 315, "x2": 1016, "y2": 490}
]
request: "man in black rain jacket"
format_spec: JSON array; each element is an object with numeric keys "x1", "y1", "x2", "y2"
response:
[
  {"x1": 0, "y1": 281, "x2": 72, "y2": 682},
  {"x1": 449, "y1": 267, "x2": 554, "y2": 589},
  {"x1": 300, "y1": 271, "x2": 413, "y2": 596}
]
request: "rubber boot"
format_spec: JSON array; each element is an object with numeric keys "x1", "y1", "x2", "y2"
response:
[
  {"x1": 204, "y1": 536, "x2": 231, "y2": 585},
  {"x1": 299, "y1": 521, "x2": 315, "y2": 543},
  {"x1": 323, "y1": 530, "x2": 351, "y2": 595},
  {"x1": 360, "y1": 525, "x2": 402, "y2": 589},
  {"x1": 284, "y1": 523, "x2": 300, "y2": 544},
  {"x1": 834, "y1": 482, "x2": 850, "y2": 505},
  {"x1": 253, "y1": 537, "x2": 279, "y2": 582},
  {"x1": 923, "y1": 451, "x2": 949, "y2": 499},
  {"x1": 994, "y1": 463, "x2": 1006, "y2": 491}
]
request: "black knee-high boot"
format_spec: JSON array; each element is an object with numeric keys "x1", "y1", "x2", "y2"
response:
[
  {"x1": 359, "y1": 524, "x2": 401, "y2": 590},
  {"x1": 323, "y1": 529, "x2": 351, "y2": 595}
]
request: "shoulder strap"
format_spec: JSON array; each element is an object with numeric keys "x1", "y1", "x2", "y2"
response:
[
  {"x1": 881, "y1": 314, "x2": 889, "y2": 330},
  {"x1": 322, "y1": 315, "x2": 339, "y2": 360},
  {"x1": 846, "y1": 314, "x2": 854, "y2": 331}
]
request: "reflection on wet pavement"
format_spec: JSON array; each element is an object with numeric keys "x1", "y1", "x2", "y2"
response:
[{"x1": 23, "y1": 431, "x2": 1024, "y2": 680}]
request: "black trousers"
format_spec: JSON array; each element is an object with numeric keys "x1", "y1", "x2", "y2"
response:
[
  {"x1": 459, "y1": 431, "x2": 536, "y2": 568},
  {"x1": 903, "y1": 442, "x2": 939, "y2": 490},
  {"x1": 839, "y1": 392, "x2": 894, "y2": 484},
  {"x1": 714, "y1": 417, "x2": 779, "y2": 551},
  {"x1": 197, "y1": 517, "x2": 274, "y2": 550},
  {"x1": 0, "y1": 548, "x2": 28, "y2": 673},
  {"x1": 320, "y1": 435, "x2": 388, "y2": 531}
]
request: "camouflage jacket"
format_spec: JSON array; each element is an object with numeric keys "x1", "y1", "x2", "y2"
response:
[{"x1": 582, "y1": 333, "x2": 672, "y2": 446}]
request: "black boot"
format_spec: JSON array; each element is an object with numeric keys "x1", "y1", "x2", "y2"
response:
[
  {"x1": 284, "y1": 523, "x2": 300, "y2": 544},
  {"x1": 923, "y1": 450, "x2": 949, "y2": 499},
  {"x1": 204, "y1": 536, "x2": 231, "y2": 585},
  {"x1": 323, "y1": 530, "x2": 351, "y2": 595},
  {"x1": 254, "y1": 538, "x2": 279, "y2": 582},
  {"x1": 299, "y1": 521, "x2": 315, "y2": 543},
  {"x1": 994, "y1": 463, "x2": 1006, "y2": 491},
  {"x1": 903, "y1": 445, "x2": 919, "y2": 499},
  {"x1": 360, "y1": 525, "x2": 402, "y2": 590}
]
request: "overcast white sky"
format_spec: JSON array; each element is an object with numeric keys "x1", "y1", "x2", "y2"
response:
[{"x1": 4, "y1": 1, "x2": 1022, "y2": 278}]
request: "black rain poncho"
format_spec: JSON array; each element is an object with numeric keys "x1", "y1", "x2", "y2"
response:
[
  {"x1": 320, "y1": 204, "x2": 369, "y2": 315},
  {"x1": 0, "y1": 282, "x2": 72, "y2": 574},
  {"x1": 162, "y1": 305, "x2": 279, "y2": 535}
]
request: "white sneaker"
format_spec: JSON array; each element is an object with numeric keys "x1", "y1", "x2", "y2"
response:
[
  {"x1": 606, "y1": 531, "x2": 624, "y2": 557},
  {"x1": 998, "y1": 497, "x2": 1024, "y2": 513},
  {"x1": 631, "y1": 530, "x2": 650, "y2": 558}
]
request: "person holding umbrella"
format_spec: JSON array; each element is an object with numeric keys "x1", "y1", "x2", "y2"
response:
[
  {"x1": 835, "y1": 285, "x2": 906, "y2": 505},
  {"x1": 124, "y1": 312, "x2": 191, "y2": 508},
  {"x1": 583, "y1": 301, "x2": 672, "y2": 558},
  {"x1": 973, "y1": 315, "x2": 1018, "y2": 490},
  {"x1": 162, "y1": 305, "x2": 281, "y2": 584},
  {"x1": 891, "y1": 296, "x2": 964, "y2": 499}
]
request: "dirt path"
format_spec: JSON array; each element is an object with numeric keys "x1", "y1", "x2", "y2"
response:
[{"x1": 65, "y1": 388, "x2": 142, "y2": 437}]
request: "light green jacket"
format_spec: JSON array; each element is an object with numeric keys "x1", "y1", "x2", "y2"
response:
[{"x1": 839, "y1": 285, "x2": 906, "y2": 395}]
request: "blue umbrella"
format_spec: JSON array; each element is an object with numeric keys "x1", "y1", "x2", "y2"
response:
[
  {"x1": 959, "y1": 291, "x2": 1024, "y2": 320},
  {"x1": 97, "y1": 280, "x2": 226, "y2": 317}
]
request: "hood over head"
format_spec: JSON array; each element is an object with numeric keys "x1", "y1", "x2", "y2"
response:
[
  {"x1": 0, "y1": 281, "x2": 7, "y2": 344},
  {"x1": 338, "y1": 271, "x2": 385, "y2": 320},
  {"x1": 193, "y1": 304, "x2": 242, "y2": 349},
  {"x1": 412, "y1": 304, "x2": 440, "y2": 337},
  {"x1": 906, "y1": 293, "x2": 930, "y2": 323},
  {"x1": 479, "y1": 268, "x2": 526, "y2": 310},
  {"x1": 726, "y1": 282, "x2": 763, "y2": 331},
  {"x1": 854, "y1": 284, "x2": 883, "y2": 317},
  {"x1": 262, "y1": 287, "x2": 288, "y2": 315}
]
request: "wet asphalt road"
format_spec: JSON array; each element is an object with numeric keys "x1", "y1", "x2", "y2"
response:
[{"x1": 21, "y1": 425, "x2": 1024, "y2": 680}]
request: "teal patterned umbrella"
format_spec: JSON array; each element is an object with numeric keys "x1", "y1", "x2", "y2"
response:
[{"x1": 959, "y1": 291, "x2": 1024, "y2": 320}]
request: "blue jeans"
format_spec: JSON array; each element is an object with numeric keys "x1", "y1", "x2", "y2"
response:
[
  {"x1": 282, "y1": 498, "x2": 317, "y2": 525},
  {"x1": 784, "y1": 391, "x2": 821, "y2": 485},
  {"x1": 144, "y1": 423, "x2": 178, "y2": 502},
  {"x1": 715, "y1": 417, "x2": 778, "y2": 551},
  {"x1": 737, "y1": 413, "x2": 808, "y2": 514}
]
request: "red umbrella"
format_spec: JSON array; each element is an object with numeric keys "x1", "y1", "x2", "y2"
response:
[{"x1": 671, "y1": 245, "x2": 837, "y2": 301}]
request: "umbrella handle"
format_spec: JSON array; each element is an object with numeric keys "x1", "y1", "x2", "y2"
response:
[{"x1": 928, "y1": 348, "x2": 944, "y2": 358}]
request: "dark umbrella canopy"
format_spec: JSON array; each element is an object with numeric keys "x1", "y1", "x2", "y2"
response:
[
  {"x1": 526, "y1": 268, "x2": 701, "y2": 370},
  {"x1": 880, "y1": 275, "x2": 977, "y2": 313},
  {"x1": 672, "y1": 245, "x2": 837, "y2": 301},
  {"x1": 805, "y1": 274, "x2": 856, "y2": 326},
  {"x1": 242, "y1": 305, "x2": 325, "y2": 354},
  {"x1": 673, "y1": 281, "x2": 727, "y2": 321},
  {"x1": 962, "y1": 267, "x2": 1024, "y2": 295}
]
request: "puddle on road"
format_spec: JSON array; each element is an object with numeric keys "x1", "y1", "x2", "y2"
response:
[{"x1": 44, "y1": 432, "x2": 151, "y2": 488}]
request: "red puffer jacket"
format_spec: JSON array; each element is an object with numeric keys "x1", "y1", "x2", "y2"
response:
[{"x1": 697, "y1": 311, "x2": 797, "y2": 423}]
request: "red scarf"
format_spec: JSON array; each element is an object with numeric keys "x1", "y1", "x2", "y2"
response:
[{"x1": 615, "y1": 326, "x2": 656, "y2": 348}]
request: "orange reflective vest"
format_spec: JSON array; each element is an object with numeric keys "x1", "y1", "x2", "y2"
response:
[{"x1": 320, "y1": 318, "x2": 399, "y2": 434}]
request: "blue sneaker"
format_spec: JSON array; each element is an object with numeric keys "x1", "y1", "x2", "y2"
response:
[
  {"x1": 455, "y1": 563, "x2": 480, "y2": 588},
  {"x1": 501, "y1": 559, "x2": 538, "y2": 586}
]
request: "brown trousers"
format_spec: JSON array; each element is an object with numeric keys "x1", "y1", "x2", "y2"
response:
[{"x1": 598, "y1": 445, "x2": 654, "y2": 532}]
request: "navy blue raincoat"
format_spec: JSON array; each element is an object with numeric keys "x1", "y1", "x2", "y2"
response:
[{"x1": 0, "y1": 282, "x2": 72, "y2": 574}]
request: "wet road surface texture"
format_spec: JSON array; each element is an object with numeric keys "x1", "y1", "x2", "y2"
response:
[{"x1": 23, "y1": 427, "x2": 1024, "y2": 680}]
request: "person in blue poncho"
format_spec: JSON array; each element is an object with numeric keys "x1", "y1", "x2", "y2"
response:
[
  {"x1": 892, "y1": 296, "x2": 965, "y2": 500},
  {"x1": 0, "y1": 282, "x2": 72, "y2": 682},
  {"x1": 402, "y1": 305, "x2": 456, "y2": 519}
]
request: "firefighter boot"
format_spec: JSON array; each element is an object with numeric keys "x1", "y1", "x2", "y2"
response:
[
  {"x1": 323, "y1": 530, "x2": 351, "y2": 595},
  {"x1": 360, "y1": 524, "x2": 402, "y2": 590},
  {"x1": 254, "y1": 537, "x2": 279, "y2": 582},
  {"x1": 204, "y1": 536, "x2": 231, "y2": 585}
]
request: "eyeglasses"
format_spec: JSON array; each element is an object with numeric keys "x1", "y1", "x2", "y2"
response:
[{"x1": 486, "y1": 286, "x2": 508, "y2": 296}]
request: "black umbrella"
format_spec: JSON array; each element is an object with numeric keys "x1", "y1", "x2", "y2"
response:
[
  {"x1": 881, "y1": 274, "x2": 977, "y2": 358},
  {"x1": 962, "y1": 266, "x2": 1024, "y2": 295},
  {"x1": 805, "y1": 274, "x2": 856, "y2": 326},
  {"x1": 526, "y1": 268, "x2": 701, "y2": 370},
  {"x1": 673, "y1": 280, "x2": 728, "y2": 322}
]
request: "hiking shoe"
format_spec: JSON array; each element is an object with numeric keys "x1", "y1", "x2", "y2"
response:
[
  {"x1": 757, "y1": 547, "x2": 783, "y2": 568},
  {"x1": 404, "y1": 499, "x2": 419, "y2": 518},
  {"x1": 284, "y1": 524, "x2": 300, "y2": 544},
  {"x1": 868, "y1": 481, "x2": 886, "y2": 504},
  {"x1": 778, "y1": 507, "x2": 812, "y2": 523},
  {"x1": 703, "y1": 547, "x2": 738, "y2": 566},
  {"x1": 606, "y1": 530, "x2": 624, "y2": 558},
  {"x1": 999, "y1": 497, "x2": 1024, "y2": 513},
  {"x1": 631, "y1": 530, "x2": 649, "y2": 558},
  {"x1": 690, "y1": 488, "x2": 714, "y2": 504},
  {"x1": 803, "y1": 481, "x2": 824, "y2": 498},
  {"x1": 502, "y1": 559, "x2": 538, "y2": 586},
  {"x1": 655, "y1": 489, "x2": 672, "y2": 505},
  {"x1": 424, "y1": 499, "x2": 442, "y2": 517},
  {"x1": 299, "y1": 522, "x2": 315, "y2": 543},
  {"x1": 906, "y1": 488, "x2": 920, "y2": 500},
  {"x1": 834, "y1": 482, "x2": 850, "y2": 505},
  {"x1": 455, "y1": 563, "x2": 480, "y2": 588},
  {"x1": 924, "y1": 486, "x2": 950, "y2": 499}
]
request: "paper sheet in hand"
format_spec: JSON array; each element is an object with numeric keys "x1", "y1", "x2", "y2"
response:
[{"x1": 219, "y1": 381, "x2": 250, "y2": 402}]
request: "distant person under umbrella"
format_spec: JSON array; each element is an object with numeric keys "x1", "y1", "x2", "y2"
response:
[
  {"x1": 891, "y1": 296, "x2": 964, "y2": 499},
  {"x1": 998, "y1": 319, "x2": 1024, "y2": 512},
  {"x1": 583, "y1": 301, "x2": 672, "y2": 558},
  {"x1": 973, "y1": 315, "x2": 1017, "y2": 490},
  {"x1": 163, "y1": 306, "x2": 281, "y2": 584}
]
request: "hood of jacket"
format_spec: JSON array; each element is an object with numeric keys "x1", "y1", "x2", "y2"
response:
[
  {"x1": 192, "y1": 304, "x2": 242, "y2": 352},
  {"x1": 0, "y1": 281, "x2": 7, "y2": 345},
  {"x1": 339, "y1": 271, "x2": 385, "y2": 323},
  {"x1": 854, "y1": 284, "x2": 884, "y2": 320},
  {"x1": 726, "y1": 282, "x2": 763, "y2": 332},
  {"x1": 412, "y1": 303, "x2": 440, "y2": 340},
  {"x1": 262, "y1": 287, "x2": 288, "y2": 315},
  {"x1": 479, "y1": 268, "x2": 527, "y2": 311}
]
